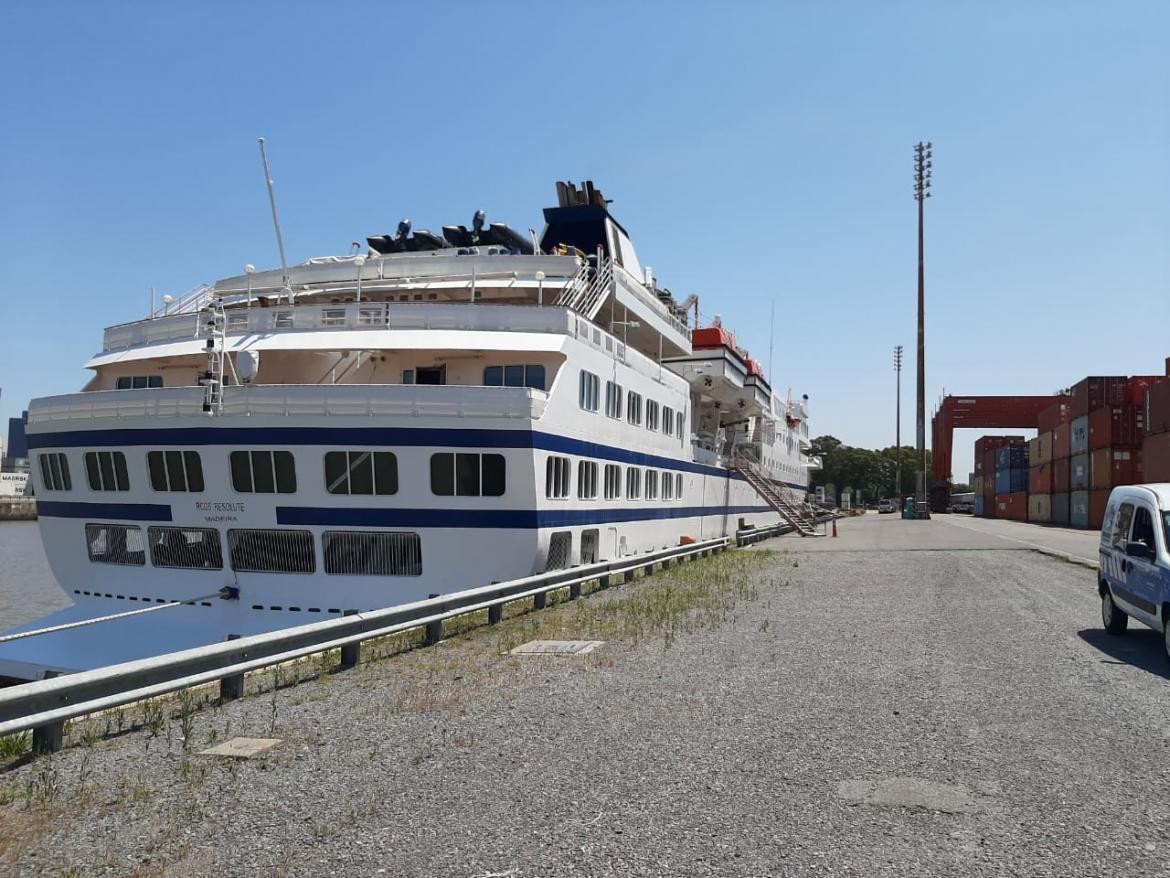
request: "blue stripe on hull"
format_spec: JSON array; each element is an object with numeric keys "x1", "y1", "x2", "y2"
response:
[
  {"x1": 26, "y1": 425, "x2": 809, "y2": 491},
  {"x1": 37, "y1": 501, "x2": 173, "y2": 521},
  {"x1": 275, "y1": 504, "x2": 775, "y2": 529}
]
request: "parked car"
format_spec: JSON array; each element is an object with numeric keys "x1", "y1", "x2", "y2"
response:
[
  {"x1": 878, "y1": 499, "x2": 895, "y2": 514},
  {"x1": 1098, "y1": 484, "x2": 1170, "y2": 661}
]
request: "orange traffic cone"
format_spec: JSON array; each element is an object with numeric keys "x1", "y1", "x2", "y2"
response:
[{"x1": 831, "y1": 519, "x2": 838, "y2": 538}]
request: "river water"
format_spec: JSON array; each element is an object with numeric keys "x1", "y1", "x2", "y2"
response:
[{"x1": 0, "y1": 521, "x2": 71, "y2": 630}]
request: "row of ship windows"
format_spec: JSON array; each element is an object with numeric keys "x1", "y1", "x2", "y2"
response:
[
  {"x1": 545, "y1": 457, "x2": 684, "y2": 501},
  {"x1": 578, "y1": 371, "x2": 685, "y2": 442},
  {"x1": 39, "y1": 450, "x2": 506, "y2": 498},
  {"x1": 85, "y1": 524, "x2": 422, "y2": 576}
]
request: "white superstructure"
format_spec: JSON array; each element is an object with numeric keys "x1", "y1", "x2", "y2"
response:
[{"x1": 2, "y1": 181, "x2": 820, "y2": 679}]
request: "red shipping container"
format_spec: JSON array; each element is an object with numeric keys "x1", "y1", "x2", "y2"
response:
[
  {"x1": 995, "y1": 492, "x2": 1028, "y2": 521},
  {"x1": 1147, "y1": 380, "x2": 1170, "y2": 437},
  {"x1": 1143, "y1": 432, "x2": 1170, "y2": 482},
  {"x1": 1071, "y1": 377, "x2": 1128, "y2": 418},
  {"x1": 1029, "y1": 463, "x2": 1053, "y2": 494},
  {"x1": 1052, "y1": 457, "x2": 1070, "y2": 493},
  {"x1": 1090, "y1": 447, "x2": 1142, "y2": 489},
  {"x1": 1129, "y1": 375, "x2": 1168, "y2": 407},
  {"x1": 1088, "y1": 405, "x2": 1144, "y2": 450},
  {"x1": 1089, "y1": 488, "x2": 1110, "y2": 530},
  {"x1": 1052, "y1": 423, "x2": 1071, "y2": 459},
  {"x1": 1037, "y1": 400, "x2": 1071, "y2": 434}
]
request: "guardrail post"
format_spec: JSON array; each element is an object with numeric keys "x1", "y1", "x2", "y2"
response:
[
  {"x1": 569, "y1": 579, "x2": 583, "y2": 599},
  {"x1": 220, "y1": 634, "x2": 245, "y2": 701},
  {"x1": 31, "y1": 670, "x2": 64, "y2": 755},
  {"x1": 488, "y1": 601, "x2": 503, "y2": 625},
  {"x1": 643, "y1": 562, "x2": 655, "y2": 577},
  {"x1": 425, "y1": 595, "x2": 442, "y2": 645},
  {"x1": 533, "y1": 590, "x2": 547, "y2": 610},
  {"x1": 339, "y1": 611, "x2": 360, "y2": 669}
]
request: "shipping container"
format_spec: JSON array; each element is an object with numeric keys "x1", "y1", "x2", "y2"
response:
[
  {"x1": 995, "y1": 444, "x2": 1029, "y2": 472},
  {"x1": 1071, "y1": 376, "x2": 1128, "y2": 418},
  {"x1": 1070, "y1": 415, "x2": 1090, "y2": 455},
  {"x1": 995, "y1": 467, "x2": 1029, "y2": 495},
  {"x1": 1142, "y1": 431, "x2": 1170, "y2": 482},
  {"x1": 1147, "y1": 380, "x2": 1170, "y2": 437},
  {"x1": 1052, "y1": 457, "x2": 1071, "y2": 493},
  {"x1": 1090, "y1": 447, "x2": 1141, "y2": 490},
  {"x1": 1088, "y1": 405, "x2": 1144, "y2": 450},
  {"x1": 1070, "y1": 453, "x2": 1091, "y2": 491},
  {"x1": 974, "y1": 496, "x2": 984, "y2": 517},
  {"x1": 973, "y1": 475, "x2": 983, "y2": 496},
  {"x1": 1070, "y1": 490, "x2": 1090, "y2": 528},
  {"x1": 1089, "y1": 488, "x2": 1109, "y2": 530},
  {"x1": 995, "y1": 492, "x2": 1028, "y2": 521},
  {"x1": 1029, "y1": 463, "x2": 1053, "y2": 495},
  {"x1": 1052, "y1": 492, "x2": 1070, "y2": 526},
  {"x1": 1028, "y1": 493, "x2": 1051, "y2": 523},
  {"x1": 1129, "y1": 375, "x2": 1167, "y2": 408},
  {"x1": 1052, "y1": 422, "x2": 1071, "y2": 459},
  {"x1": 1027, "y1": 432, "x2": 1053, "y2": 465},
  {"x1": 1037, "y1": 400, "x2": 1071, "y2": 434}
]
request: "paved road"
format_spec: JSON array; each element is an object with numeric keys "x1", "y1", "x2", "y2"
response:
[{"x1": 4, "y1": 519, "x2": 1168, "y2": 877}]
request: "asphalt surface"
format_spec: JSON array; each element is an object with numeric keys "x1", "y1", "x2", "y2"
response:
[{"x1": 4, "y1": 514, "x2": 1169, "y2": 877}]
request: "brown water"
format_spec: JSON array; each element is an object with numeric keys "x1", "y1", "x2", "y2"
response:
[{"x1": 0, "y1": 521, "x2": 71, "y2": 630}]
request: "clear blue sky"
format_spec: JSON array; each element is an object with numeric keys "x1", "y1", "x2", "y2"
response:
[{"x1": 2, "y1": 2, "x2": 1167, "y2": 481}]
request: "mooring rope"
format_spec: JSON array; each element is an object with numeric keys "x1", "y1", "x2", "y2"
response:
[{"x1": 0, "y1": 589, "x2": 234, "y2": 644}]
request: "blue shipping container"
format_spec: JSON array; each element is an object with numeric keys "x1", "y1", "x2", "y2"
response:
[
  {"x1": 995, "y1": 467, "x2": 1029, "y2": 494},
  {"x1": 974, "y1": 496, "x2": 985, "y2": 517},
  {"x1": 995, "y1": 444, "x2": 1030, "y2": 472}
]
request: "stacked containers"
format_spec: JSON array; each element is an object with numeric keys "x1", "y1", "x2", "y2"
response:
[
  {"x1": 1027, "y1": 431, "x2": 1053, "y2": 523},
  {"x1": 1069, "y1": 376, "x2": 1135, "y2": 530},
  {"x1": 1041, "y1": 400, "x2": 1073, "y2": 525},
  {"x1": 994, "y1": 442, "x2": 1029, "y2": 520},
  {"x1": 975, "y1": 435, "x2": 1022, "y2": 518},
  {"x1": 1144, "y1": 376, "x2": 1170, "y2": 482}
]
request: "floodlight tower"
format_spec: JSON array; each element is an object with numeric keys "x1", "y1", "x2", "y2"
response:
[
  {"x1": 913, "y1": 141, "x2": 932, "y2": 519},
  {"x1": 894, "y1": 344, "x2": 903, "y2": 498}
]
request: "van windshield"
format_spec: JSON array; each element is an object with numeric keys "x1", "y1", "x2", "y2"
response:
[{"x1": 1163, "y1": 512, "x2": 1170, "y2": 548}]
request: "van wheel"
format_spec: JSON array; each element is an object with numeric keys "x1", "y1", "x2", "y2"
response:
[{"x1": 1102, "y1": 591, "x2": 1128, "y2": 634}]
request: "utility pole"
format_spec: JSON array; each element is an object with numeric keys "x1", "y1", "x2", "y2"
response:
[
  {"x1": 913, "y1": 141, "x2": 932, "y2": 519},
  {"x1": 894, "y1": 344, "x2": 903, "y2": 499}
]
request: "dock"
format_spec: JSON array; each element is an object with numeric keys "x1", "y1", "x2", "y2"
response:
[
  {"x1": 4, "y1": 513, "x2": 1166, "y2": 877},
  {"x1": 0, "y1": 500, "x2": 35, "y2": 522}
]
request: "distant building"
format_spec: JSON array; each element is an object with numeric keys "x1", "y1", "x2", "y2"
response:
[{"x1": 7, "y1": 412, "x2": 28, "y2": 459}]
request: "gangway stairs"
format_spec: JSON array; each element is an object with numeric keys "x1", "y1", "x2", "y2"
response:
[
  {"x1": 555, "y1": 254, "x2": 614, "y2": 320},
  {"x1": 733, "y1": 452, "x2": 825, "y2": 537}
]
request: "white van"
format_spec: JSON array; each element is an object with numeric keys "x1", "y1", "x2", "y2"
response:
[{"x1": 1098, "y1": 484, "x2": 1170, "y2": 661}]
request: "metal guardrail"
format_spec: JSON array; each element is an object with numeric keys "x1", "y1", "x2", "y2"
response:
[{"x1": 0, "y1": 536, "x2": 733, "y2": 752}]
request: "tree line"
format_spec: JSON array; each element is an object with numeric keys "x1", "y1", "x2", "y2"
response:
[{"x1": 808, "y1": 436, "x2": 967, "y2": 501}]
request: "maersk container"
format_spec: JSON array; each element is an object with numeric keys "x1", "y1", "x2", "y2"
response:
[
  {"x1": 1028, "y1": 493, "x2": 1051, "y2": 523},
  {"x1": 1070, "y1": 453, "x2": 1091, "y2": 491},
  {"x1": 1070, "y1": 415, "x2": 1090, "y2": 456},
  {"x1": 1070, "y1": 490, "x2": 1090, "y2": 528},
  {"x1": 1052, "y1": 492, "x2": 1070, "y2": 526}
]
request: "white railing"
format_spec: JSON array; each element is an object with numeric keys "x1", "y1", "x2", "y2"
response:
[{"x1": 27, "y1": 384, "x2": 548, "y2": 426}]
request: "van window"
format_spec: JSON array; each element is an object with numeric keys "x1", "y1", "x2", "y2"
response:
[
  {"x1": 1132, "y1": 506, "x2": 1156, "y2": 549},
  {"x1": 1113, "y1": 503, "x2": 1135, "y2": 549}
]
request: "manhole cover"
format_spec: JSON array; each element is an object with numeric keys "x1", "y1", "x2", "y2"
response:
[
  {"x1": 509, "y1": 639, "x2": 605, "y2": 655},
  {"x1": 199, "y1": 737, "x2": 282, "y2": 759}
]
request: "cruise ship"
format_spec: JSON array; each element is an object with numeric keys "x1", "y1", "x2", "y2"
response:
[{"x1": 0, "y1": 181, "x2": 822, "y2": 680}]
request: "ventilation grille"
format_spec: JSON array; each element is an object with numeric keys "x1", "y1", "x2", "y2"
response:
[
  {"x1": 545, "y1": 531, "x2": 572, "y2": 571},
  {"x1": 322, "y1": 531, "x2": 422, "y2": 576},
  {"x1": 228, "y1": 528, "x2": 315, "y2": 573},
  {"x1": 148, "y1": 526, "x2": 223, "y2": 569}
]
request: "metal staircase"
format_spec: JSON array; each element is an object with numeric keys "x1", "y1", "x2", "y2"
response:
[
  {"x1": 733, "y1": 452, "x2": 825, "y2": 537},
  {"x1": 555, "y1": 255, "x2": 614, "y2": 320}
]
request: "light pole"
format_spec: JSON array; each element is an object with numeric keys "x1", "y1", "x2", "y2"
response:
[
  {"x1": 894, "y1": 344, "x2": 903, "y2": 499},
  {"x1": 913, "y1": 141, "x2": 932, "y2": 519}
]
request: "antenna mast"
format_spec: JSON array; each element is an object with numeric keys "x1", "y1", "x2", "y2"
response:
[{"x1": 258, "y1": 138, "x2": 291, "y2": 298}]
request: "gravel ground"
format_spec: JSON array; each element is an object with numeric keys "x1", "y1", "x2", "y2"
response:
[{"x1": 3, "y1": 532, "x2": 1170, "y2": 877}]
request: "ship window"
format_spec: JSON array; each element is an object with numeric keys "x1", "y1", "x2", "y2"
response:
[
  {"x1": 603, "y1": 464, "x2": 622, "y2": 500},
  {"x1": 85, "y1": 451, "x2": 130, "y2": 492},
  {"x1": 646, "y1": 401, "x2": 660, "y2": 431},
  {"x1": 663, "y1": 406, "x2": 674, "y2": 436},
  {"x1": 85, "y1": 523, "x2": 145, "y2": 566},
  {"x1": 430, "y1": 453, "x2": 506, "y2": 497},
  {"x1": 625, "y1": 467, "x2": 641, "y2": 499},
  {"x1": 578, "y1": 371, "x2": 599, "y2": 412},
  {"x1": 148, "y1": 526, "x2": 223, "y2": 569},
  {"x1": 645, "y1": 469, "x2": 658, "y2": 500},
  {"x1": 577, "y1": 461, "x2": 598, "y2": 499},
  {"x1": 605, "y1": 382, "x2": 623, "y2": 419},
  {"x1": 323, "y1": 531, "x2": 422, "y2": 576},
  {"x1": 228, "y1": 528, "x2": 315, "y2": 573},
  {"x1": 545, "y1": 531, "x2": 572, "y2": 571},
  {"x1": 676, "y1": 473, "x2": 683, "y2": 498},
  {"x1": 677, "y1": 411, "x2": 685, "y2": 441},
  {"x1": 39, "y1": 453, "x2": 72, "y2": 491},
  {"x1": 147, "y1": 451, "x2": 204, "y2": 493},
  {"x1": 484, "y1": 364, "x2": 546, "y2": 390},
  {"x1": 662, "y1": 470, "x2": 674, "y2": 500},
  {"x1": 402, "y1": 369, "x2": 415, "y2": 385},
  {"x1": 626, "y1": 392, "x2": 642, "y2": 426},
  {"x1": 324, "y1": 451, "x2": 398, "y2": 495},
  {"x1": 545, "y1": 455, "x2": 571, "y2": 499},
  {"x1": 116, "y1": 375, "x2": 164, "y2": 390},
  {"x1": 230, "y1": 450, "x2": 297, "y2": 494}
]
